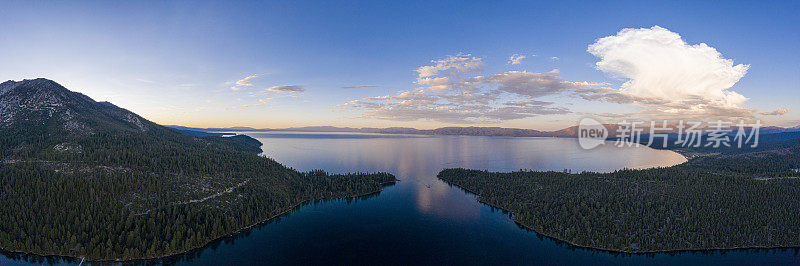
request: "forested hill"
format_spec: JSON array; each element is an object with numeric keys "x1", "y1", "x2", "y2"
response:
[
  {"x1": 0, "y1": 79, "x2": 396, "y2": 261},
  {"x1": 438, "y1": 132, "x2": 800, "y2": 253},
  {"x1": 0, "y1": 78, "x2": 264, "y2": 157}
]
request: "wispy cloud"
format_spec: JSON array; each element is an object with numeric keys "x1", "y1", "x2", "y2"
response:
[
  {"x1": 267, "y1": 85, "x2": 304, "y2": 93},
  {"x1": 472, "y1": 69, "x2": 600, "y2": 98},
  {"x1": 759, "y1": 108, "x2": 790, "y2": 116},
  {"x1": 417, "y1": 54, "x2": 484, "y2": 78},
  {"x1": 508, "y1": 54, "x2": 526, "y2": 65},
  {"x1": 231, "y1": 74, "x2": 260, "y2": 90},
  {"x1": 337, "y1": 54, "x2": 585, "y2": 123}
]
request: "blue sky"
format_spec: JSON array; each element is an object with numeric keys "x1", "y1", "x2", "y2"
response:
[{"x1": 1, "y1": 0, "x2": 797, "y2": 130}]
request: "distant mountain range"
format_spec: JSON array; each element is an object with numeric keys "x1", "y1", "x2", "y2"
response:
[{"x1": 168, "y1": 123, "x2": 800, "y2": 138}]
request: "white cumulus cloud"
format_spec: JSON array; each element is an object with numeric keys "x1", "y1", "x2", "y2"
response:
[
  {"x1": 338, "y1": 27, "x2": 787, "y2": 124},
  {"x1": 586, "y1": 26, "x2": 763, "y2": 119}
]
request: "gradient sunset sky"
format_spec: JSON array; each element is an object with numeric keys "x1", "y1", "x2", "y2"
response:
[{"x1": 1, "y1": 0, "x2": 797, "y2": 130}]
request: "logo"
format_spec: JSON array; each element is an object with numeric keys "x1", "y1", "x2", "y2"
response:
[{"x1": 578, "y1": 117, "x2": 608, "y2": 150}]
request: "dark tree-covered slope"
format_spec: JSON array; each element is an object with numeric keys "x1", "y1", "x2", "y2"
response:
[
  {"x1": 0, "y1": 79, "x2": 395, "y2": 261},
  {"x1": 438, "y1": 136, "x2": 800, "y2": 253}
]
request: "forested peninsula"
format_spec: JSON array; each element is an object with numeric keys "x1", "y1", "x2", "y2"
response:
[
  {"x1": 0, "y1": 79, "x2": 396, "y2": 261},
  {"x1": 438, "y1": 133, "x2": 800, "y2": 252}
]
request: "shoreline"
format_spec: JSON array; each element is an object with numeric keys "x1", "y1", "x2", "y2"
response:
[
  {"x1": 0, "y1": 180, "x2": 397, "y2": 263},
  {"x1": 439, "y1": 178, "x2": 800, "y2": 255}
]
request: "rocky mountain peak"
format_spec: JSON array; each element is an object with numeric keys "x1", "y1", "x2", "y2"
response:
[{"x1": 0, "y1": 78, "x2": 153, "y2": 134}]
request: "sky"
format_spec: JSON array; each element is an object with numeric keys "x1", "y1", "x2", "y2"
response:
[{"x1": 1, "y1": 0, "x2": 798, "y2": 130}]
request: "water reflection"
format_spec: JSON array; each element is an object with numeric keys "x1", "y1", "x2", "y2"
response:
[{"x1": 253, "y1": 132, "x2": 687, "y2": 223}]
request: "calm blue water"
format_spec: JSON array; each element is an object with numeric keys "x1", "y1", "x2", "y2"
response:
[{"x1": 3, "y1": 132, "x2": 799, "y2": 265}]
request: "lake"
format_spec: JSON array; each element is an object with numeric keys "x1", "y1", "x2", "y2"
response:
[{"x1": 3, "y1": 132, "x2": 799, "y2": 265}]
